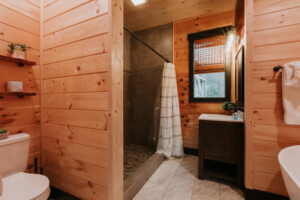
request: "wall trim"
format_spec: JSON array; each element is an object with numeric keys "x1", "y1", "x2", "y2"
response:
[{"x1": 244, "y1": 189, "x2": 289, "y2": 200}]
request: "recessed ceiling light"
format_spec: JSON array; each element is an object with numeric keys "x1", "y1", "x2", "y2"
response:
[{"x1": 131, "y1": 0, "x2": 147, "y2": 6}]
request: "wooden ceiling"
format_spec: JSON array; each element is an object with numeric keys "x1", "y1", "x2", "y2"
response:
[{"x1": 124, "y1": 0, "x2": 236, "y2": 32}]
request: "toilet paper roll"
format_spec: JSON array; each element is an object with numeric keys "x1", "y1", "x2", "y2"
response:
[{"x1": 7, "y1": 81, "x2": 23, "y2": 93}]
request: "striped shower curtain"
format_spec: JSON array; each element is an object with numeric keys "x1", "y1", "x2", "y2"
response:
[{"x1": 157, "y1": 62, "x2": 184, "y2": 158}]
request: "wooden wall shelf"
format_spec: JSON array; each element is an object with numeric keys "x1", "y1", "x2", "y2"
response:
[
  {"x1": 0, "y1": 55, "x2": 36, "y2": 67},
  {"x1": 0, "y1": 92, "x2": 36, "y2": 98}
]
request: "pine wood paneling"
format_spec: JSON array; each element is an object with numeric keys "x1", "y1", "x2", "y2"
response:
[
  {"x1": 3, "y1": 123, "x2": 40, "y2": 138},
  {"x1": 43, "y1": 53, "x2": 109, "y2": 79},
  {"x1": 253, "y1": 171, "x2": 288, "y2": 196},
  {"x1": 254, "y1": 7, "x2": 300, "y2": 31},
  {"x1": 44, "y1": 0, "x2": 108, "y2": 35},
  {"x1": 44, "y1": 151, "x2": 108, "y2": 187},
  {"x1": 0, "y1": 39, "x2": 40, "y2": 63},
  {"x1": 44, "y1": 15, "x2": 108, "y2": 50},
  {"x1": 253, "y1": 140, "x2": 295, "y2": 158},
  {"x1": 252, "y1": 93, "x2": 282, "y2": 109},
  {"x1": 45, "y1": 168, "x2": 108, "y2": 200},
  {"x1": 27, "y1": 152, "x2": 41, "y2": 173},
  {"x1": 246, "y1": 0, "x2": 300, "y2": 195},
  {"x1": 43, "y1": 34, "x2": 109, "y2": 64},
  {"x1": 174, "y1": 10, "x2": 234, "y2": 35},
  {"x1": 253, "y1": 0, "x2": 300, "y2": 16},
  {"x1": 0, "y1": 0, "x2": 40, "y2": 21},
  {"x1": 253, "y1": 24, "x2": 300, "y2": 47},
  {"x1": 43, "y1": 109, "x2": 107, "y2": 129},
  {"x1": 43, "y1": 0, "x2": 91, "y2": 21},
  {"x1": 125, "y1": 0, "x2": 235, "y2": 32},
  {"x1": 27, "y1": 0, "x2": 40, "y2": 8},
  {"x1": 253, "y1": 41, "x2": 300, "y2": 62},
  {"x1": 0, "y1": 5, "x2": 39, "y2": 35},
  {"x1": 44, "y1": 92, "x2": 108, "y2": 110},
  {"x1": 252, "y1": 59, "x2": 298, "y2": 78},
  {"x1": 109, "y1": 0, "x2": 124, "y2": 198},
  {"x1": 174, "y1": 11, "x2": 234, "y2": 149},
  {"x1": 42, "y1": 0, "x2": 122, "y2": 198},
  {"x1": 0, "y1": 76, "x2": 39, "y2": 93},
  {"x1": 44, "y1": 137, "x2": 108, "y2": 167},
  {"x1": 253, "y1": 124, "x2": 300, "y2": 143},
  {"x1": 182, "y1": 127, "x2": 198, "y2": 141},
  {"x1": 43, "y1": 73, "x2": 108, "y2": 93},
  {"x1": 0, "y1": 95, "x2": 40, "y2": 110},
  {"x1": 0, "y1": 108, "x2": 40, "y2": 127},
  {"x1": 44, "y1": 0, "x2": 57, "y2": 8},
  {"x1": 252, "y1": 76, "x2": 281, "y2": 94},
  {"x1": 43, "y1": 123, "x2": 108, "y2": 148},
  {"x1": 253, "y1": 156, "x2": 280, "y2": 175},
  {"x1": 0, "y1": 2, "x2": 41, "y2": 173},
  {"x1": 30, "y1": 136, "x2": 41, "y2": 153},
  {"x1": 0, "y1": 22, "x2": 40, "y2": 50},
  {"x1": 0, "y1": 60, "x2": 40, "y2": 79}
]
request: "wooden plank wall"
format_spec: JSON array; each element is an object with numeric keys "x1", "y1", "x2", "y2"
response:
[
  {"x1": 245, "y1": 0, "x2": 300, "y2": 196},
  {"x1": 0, "y1": 0, "x2": 41, "y2": 173},
  {"x1": 42, "y1": 0, "x2": 123, "y2": 199},
  {"x1": 173, "y1": 11, "x2": 234, "y2": 149}
]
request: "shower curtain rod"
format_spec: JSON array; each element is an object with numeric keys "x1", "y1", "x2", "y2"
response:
[{"x1": 124, "y1": 26, "x2": 171, "y2": 63}]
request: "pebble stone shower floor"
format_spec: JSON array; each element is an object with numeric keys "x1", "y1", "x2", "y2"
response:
[{"x1": 124, "y1": 144, "x2": 155, "y2": 179}]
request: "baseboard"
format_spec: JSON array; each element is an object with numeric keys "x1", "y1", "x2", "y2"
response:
[
  {"x1": 183, "y1": 147, "x2": 198, "y2": 156},
  {"x1": 49, "y1": 186, "x2": 80, "y2": 200},
  {"x1": 244, "y1": 189, "x2": 290, "y2": 200}
]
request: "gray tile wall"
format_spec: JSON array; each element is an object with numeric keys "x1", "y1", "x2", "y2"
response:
[{"x1": 128, "y1": 23, "x2": 173, "y2": 146}]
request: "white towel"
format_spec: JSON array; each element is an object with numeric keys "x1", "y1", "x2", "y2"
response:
[{"x1": 282, "y1": 61, "x2": 300, "y2": 125}]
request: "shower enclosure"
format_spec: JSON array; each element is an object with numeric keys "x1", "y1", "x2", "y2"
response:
[{"x1": 123, "y1": 23, "x2": 173, "y2": 198}]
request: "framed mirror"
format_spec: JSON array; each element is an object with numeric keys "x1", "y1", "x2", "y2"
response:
[
  {"x1": 235, "y1": 45, "x2": 245, "y2": 106},
  {"x1": 188, "y1": 26, "x2": 233, "y2": 102}
]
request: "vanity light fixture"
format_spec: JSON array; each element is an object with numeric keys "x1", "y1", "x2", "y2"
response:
[{"x1": 131, "y1": 0, "x2": 147, "y2": 6}]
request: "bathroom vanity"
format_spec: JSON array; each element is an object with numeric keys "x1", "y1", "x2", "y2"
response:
[{"x1": 198, "y1": 114, "x2": 244, "y2": 188}]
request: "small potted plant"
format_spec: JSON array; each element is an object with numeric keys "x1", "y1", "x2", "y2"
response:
[
  {"x1": 8, "y1": 43, "x2": 28, "y2": 60},
  {"x1": 222, "y1": 101, "x2": 236, "y2": 115},
  {"x1": 0, "y1": 129, "x2": 9, "y2": 140}
]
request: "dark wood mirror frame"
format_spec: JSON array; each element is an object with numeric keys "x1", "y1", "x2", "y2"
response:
[
  {"x1": 235, "y1": 45, "x2": 245, "y2": 107},
  {"x1": 188, "y1": 26, "x2": 233, "y2": 102}
]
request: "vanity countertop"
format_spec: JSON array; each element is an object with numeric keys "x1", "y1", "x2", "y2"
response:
[{"x1": 198, "y1": 114, "x2": 244, "y2": 123}]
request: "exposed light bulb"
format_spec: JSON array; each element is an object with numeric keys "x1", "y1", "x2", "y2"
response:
[{"x1": 131, "y1": 0, "x2": 147, "y2": 6}]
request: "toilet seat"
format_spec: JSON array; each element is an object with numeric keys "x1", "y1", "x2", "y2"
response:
[{"x1": 0, "y1": 172, "x2": 50, "y2": 200}]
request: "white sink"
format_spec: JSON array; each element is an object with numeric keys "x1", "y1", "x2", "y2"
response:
[{"x1": 198, "y1": 114, "x2": 244, "y2": 123}]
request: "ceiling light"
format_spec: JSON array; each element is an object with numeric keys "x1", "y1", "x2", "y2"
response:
[{"x1": 131, "y1": 0, "x2": 147, "y2": 6}]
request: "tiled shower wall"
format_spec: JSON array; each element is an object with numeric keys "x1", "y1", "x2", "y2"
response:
[{"x1": 126, "y1": 23, "x2": 173, "y2": 146}]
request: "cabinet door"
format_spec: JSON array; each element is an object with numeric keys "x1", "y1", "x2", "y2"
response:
[{"x1": 199, "y1": 121, "x2": 239, "y2": 163}]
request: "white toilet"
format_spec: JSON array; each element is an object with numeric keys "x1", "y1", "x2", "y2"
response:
[{"x1": 0, "y1": 133, "x2": 50, "y2": 200}]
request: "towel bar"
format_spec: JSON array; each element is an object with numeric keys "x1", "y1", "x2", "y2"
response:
[{"x1": 273, "y1": 65, "x2": 283, "y2": 72}]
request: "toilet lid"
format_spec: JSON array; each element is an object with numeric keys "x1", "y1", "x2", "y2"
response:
[{"x1": 1, "y1": 172, "x2": 49, "y2": 200}]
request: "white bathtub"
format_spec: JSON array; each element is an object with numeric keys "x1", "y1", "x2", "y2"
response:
[{"x1": 278, "y1": 145, "x2": 300, "y2": 200}]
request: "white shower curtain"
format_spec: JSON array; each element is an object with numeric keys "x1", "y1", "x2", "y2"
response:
[{"x1": 157, "y1": 62, "x2": 183, "y2": 158}]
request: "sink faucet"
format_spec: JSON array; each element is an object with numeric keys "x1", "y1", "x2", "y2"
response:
[{"x1": 236, "y1": 106, "x2": 244, "y2": 111}]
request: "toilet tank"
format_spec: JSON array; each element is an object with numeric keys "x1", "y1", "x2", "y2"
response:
[{"x1": 0, "y1": 133, "x2": 29, "y2": 178}]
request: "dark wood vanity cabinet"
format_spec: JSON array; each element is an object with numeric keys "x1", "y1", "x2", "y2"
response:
[{"x1": 198, "y1": 120, "x2": 244, "y2": 188}]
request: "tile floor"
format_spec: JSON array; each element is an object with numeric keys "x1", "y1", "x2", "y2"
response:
[{"x1": 133, "y1": 155, "x2": 245, "y2": 200}]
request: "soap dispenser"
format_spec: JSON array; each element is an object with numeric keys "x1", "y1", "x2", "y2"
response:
[{"x1": 232, "y1": 108, "x2": 240, "y2": 120}]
